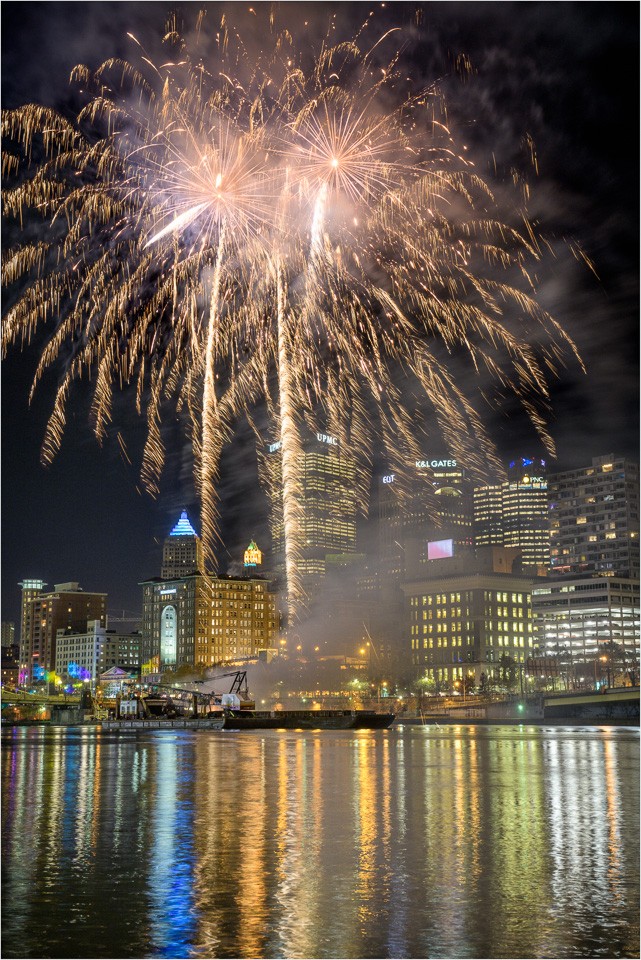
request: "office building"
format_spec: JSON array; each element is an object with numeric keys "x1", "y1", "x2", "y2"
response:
[
  {"x1": 401, "y1": 545, "x2": 534, "y2": 688},
  {"x1": 268, "y1": 432, "x2": 358, "y2": 593},
  {"x1": 161, "y1": 509, "x2": 204, "y2": 579},
  {"x1": 473, "y1": 457, "x2": 549, "y2": 568},
  {"x1": 532, "y1": 577, "x2": 640, "y2": 683},
  {"x1": 18, "y1": 579, "x2": 46, "y2": 685},
  {"x1": 1, "y1": 644, "x2": 19, "y2": 689},
  {"x1": 140, "y1": 573, "x2": 279, "y2": 676},
  {"x1": 54, "y1": 621, "x2": 141, "y2": 685},
  {"x1": 378, "y1": 456, "x2": 473, "y2": 582},
  {"x1": 22, "y1": 582, "x2": 107, "y2": 685},
  {"x1": 1, "y1": 622, "x2": 16, "y2": 648},
  {"x1": 548, "y1": 455, "x2": 639, "y2": 578}
]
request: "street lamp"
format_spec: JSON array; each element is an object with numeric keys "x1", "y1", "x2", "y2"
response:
[{"x1": 601, "y1": 656, "x2": 610, "y2": 688}]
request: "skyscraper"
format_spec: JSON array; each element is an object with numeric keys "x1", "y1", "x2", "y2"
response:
[
  {"x1": 161, "y1": 509, "x2": 204, "y2": 579},
  {"x1": 268, "y1": 432, "x2": 358, "y2": 594},
  {"x1": 378, "y1": 456, "x2": 473, "y2": 581},
  {"x1": 473, "y1": 457, "x2": 549, "y2": 568},
  {"x1": 548, "y1": 455, "x2": 639, "y2": 578}
]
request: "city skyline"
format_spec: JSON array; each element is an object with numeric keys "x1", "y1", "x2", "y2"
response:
[{"x1": 2, "y1": 2, "x2": 638, "y2": 625}]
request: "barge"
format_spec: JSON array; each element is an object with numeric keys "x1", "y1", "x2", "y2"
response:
[
  {"x1": 99, "y1": 671, "x2": 395, "y2": 732},
  {"x1": 221, "y1": 709, "x2": 395, "y2": 730},
  {"x1": 101, "y1": 709, "x2": 395, "y2": 732}
]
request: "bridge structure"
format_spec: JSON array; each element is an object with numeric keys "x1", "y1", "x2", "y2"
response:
[{"x1": 2, "y1": 690, "x2": 81, "y2": 707}]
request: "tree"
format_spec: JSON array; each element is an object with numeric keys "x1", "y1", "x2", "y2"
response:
[
  {"x1": 416, "y1": 676, "x2": 436, "y2": 695},
  {"x1": 498, "y1": 654, "x2": 518, "y2": 693},
  {"x1": 415, "y1": 675, "x2": 435, "y2": 710},
  {"x1": 599, "y1": 641, "x2": 628, "y2": 686},
  {"x1": 463, "y1": 674, "x2": 476, "y2": 697}
]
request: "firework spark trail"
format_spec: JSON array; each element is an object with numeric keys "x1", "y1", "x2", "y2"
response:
[
  {"x1": 200, "y1": 226, "x2": 226, "y2": 569},
  {"x1": 2, "y1": 11, "x2": 584, "y2": 626},
  {"x1": 274, "y1": 254, "x2": 305, "y2": 611}
]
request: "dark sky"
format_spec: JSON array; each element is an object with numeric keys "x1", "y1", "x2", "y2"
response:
[{"x1": 2, "y1": 2, "x2": 639, "y2": 626}]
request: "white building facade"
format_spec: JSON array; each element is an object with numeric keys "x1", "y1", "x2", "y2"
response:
[{"x1": 532, "y1": 577, "x2": 640, "y2": 683}]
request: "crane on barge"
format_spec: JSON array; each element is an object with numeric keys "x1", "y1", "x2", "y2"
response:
[{"x1": 131, "y1": 670, "x2": 252, "y2": 719}]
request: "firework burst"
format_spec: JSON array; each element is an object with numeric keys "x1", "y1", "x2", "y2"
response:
[{"x1": 2, "y1": 11, "x2": 582, "y2": 622}]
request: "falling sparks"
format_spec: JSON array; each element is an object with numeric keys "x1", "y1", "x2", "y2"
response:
[{"x1": 2, "y1": 11, "x2": 582, "y2": 620}]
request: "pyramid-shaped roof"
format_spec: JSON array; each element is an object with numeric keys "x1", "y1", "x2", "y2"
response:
[
  {"x1": 169, "y1": 510, "x2": 198, "y2": 538},
  {"x1": 99, "y1": 666, "x2": 131, "y2": 679}
]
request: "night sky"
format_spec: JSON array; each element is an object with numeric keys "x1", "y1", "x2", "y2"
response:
[{"x1": 2, "y1": 2, "x2": 638, "y2": 626}]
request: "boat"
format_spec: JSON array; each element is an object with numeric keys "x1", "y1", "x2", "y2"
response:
[
  {"x1": 103, "y1": 672, "x2": 395, "y2": 731},
  {"x1": 220, "y1": 708, "x2": 395, "y2": 730}
]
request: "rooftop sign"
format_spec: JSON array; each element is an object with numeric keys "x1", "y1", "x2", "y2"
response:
[
  {"x1": 244, "y1": 540, "x2": 262, "y2": 567},
  {"x1": 416, "y1": 459, "x2": 458, "y2": 469}
]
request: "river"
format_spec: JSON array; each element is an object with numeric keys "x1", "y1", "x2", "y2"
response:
[{"x1": 1, "y1": 724, "x2": 639, "y2": 959}]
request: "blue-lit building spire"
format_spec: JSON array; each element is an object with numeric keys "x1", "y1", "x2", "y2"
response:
[
  {"x1": 161, "y1": 510, "x2": 203, "y2": 579},
  {"x1": 169, "y1": 510, "x2": 198, "y2": 538}
]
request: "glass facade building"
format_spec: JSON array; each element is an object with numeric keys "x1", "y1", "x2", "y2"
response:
[
  {"x1": 473, "y1": 457, "x2": 549, "y2": 568},
  {"x1": 268, "y1": 433, "x2": 358, "y2": 592},
  {"x1": 378, "y1": 457, "x2": 473, "y2": 581}
]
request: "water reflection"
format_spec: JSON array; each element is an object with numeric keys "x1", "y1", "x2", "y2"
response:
[{"x1": 2, "y1": 726, "x2": 639, "y2": 959}]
